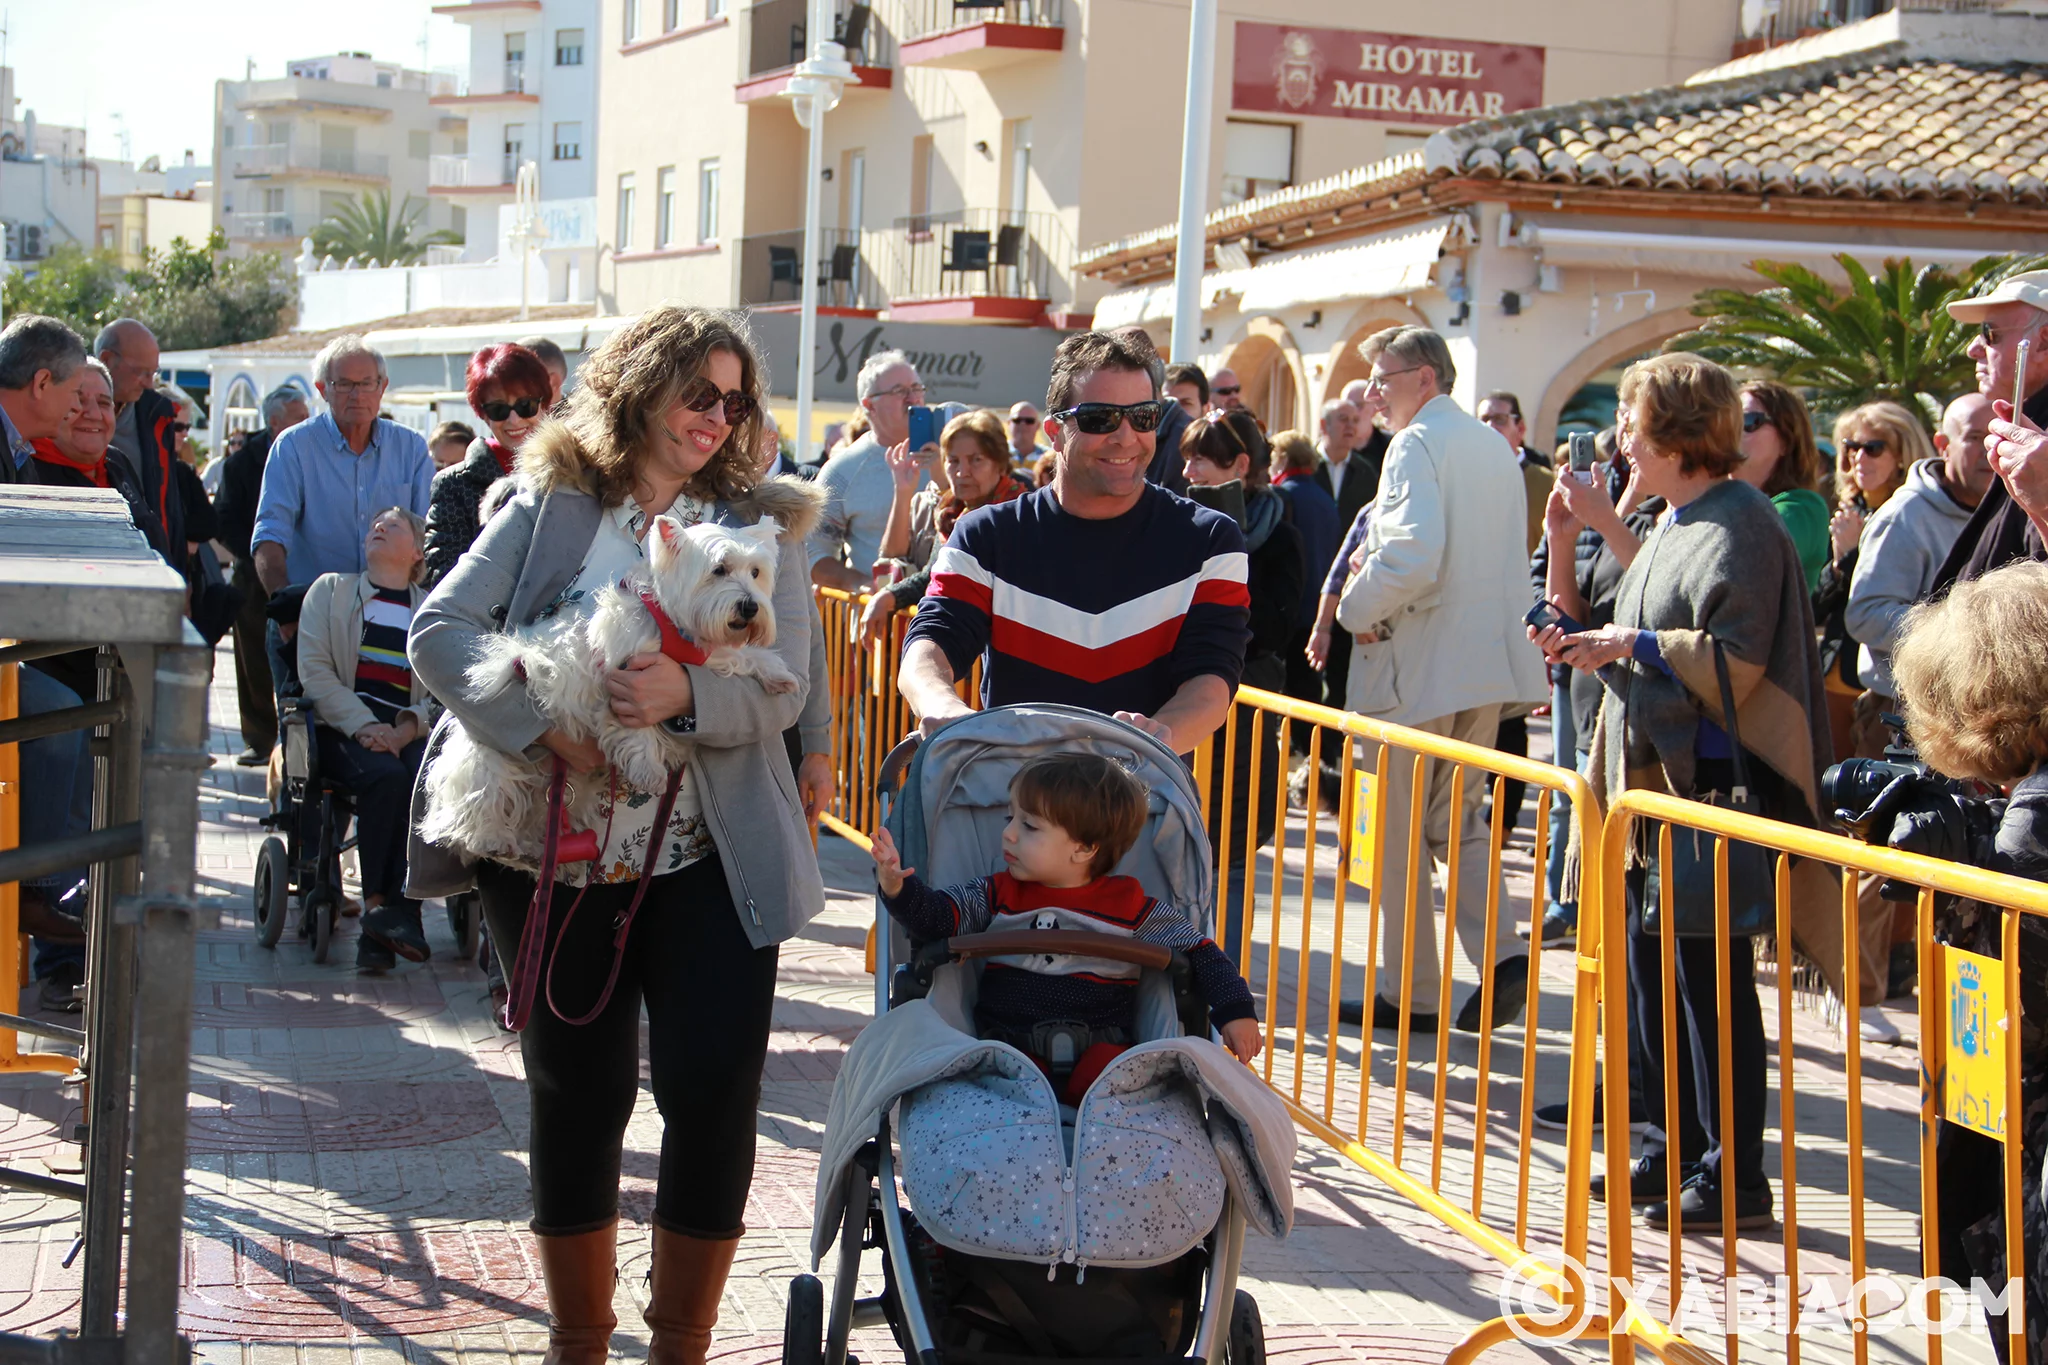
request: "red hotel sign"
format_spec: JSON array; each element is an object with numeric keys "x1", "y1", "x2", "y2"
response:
[{"x1": 1232, "y1": 23, "x2": 1545, "y2": 127}]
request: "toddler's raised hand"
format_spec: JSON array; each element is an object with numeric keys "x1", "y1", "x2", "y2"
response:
[
  {"x1": 1220, "y1": 1017, "x2": 1262, "y2": 1065},
  {"x1": 870, "y1": 826, "x2": 913, "y2": 898}
]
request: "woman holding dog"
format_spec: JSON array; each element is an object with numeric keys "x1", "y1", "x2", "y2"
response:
[{"x1": 409, "y1": 306, "x2": 825, "y2": 1365}]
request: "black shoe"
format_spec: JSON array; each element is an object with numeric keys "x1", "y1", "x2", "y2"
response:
[
  {"x1": 1644, "y1": 1171, "x2": 1774, "y2": 1232},
  {"x1": 1517, "y1": 905, "x2": 1577, "y2": 944},
  {"x1": 37, "y1": 962, "x2": 84, "y2": 1014},
  {"x1": 1454, "y1": 954, "x2": 1529, "y2": 1033},
  {"x1": 356, "y1": 936, "x2": 397, "y2": 974},
  {"x1": 236, "y1": 746, "x2": 268, "y2": 767},
  {"x1": 1533, "y1": 1085, "x2": 1654, "y2": 1134},
  {"x1": 1336, "y1": 995, "x2": 1441, "y2": 1032},
  {"x1": 361, "y1": 902, "x2": 431, "y2": 963},
  {"x1": 1590, "y1": 1154, "x2": 1695, "y2": 1205}
]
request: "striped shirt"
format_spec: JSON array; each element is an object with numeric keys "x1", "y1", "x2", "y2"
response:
[
  {"x1": 354, "y1": 586, "x2": 416, "y2": 724},
  {"x1": 904, "y1": 484, "x2": 1251, "y2": 716}
]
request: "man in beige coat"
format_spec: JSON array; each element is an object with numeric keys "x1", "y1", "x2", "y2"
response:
[{"x1": 1336, "y1": 328, "x2": 1550, "y2": 1034}]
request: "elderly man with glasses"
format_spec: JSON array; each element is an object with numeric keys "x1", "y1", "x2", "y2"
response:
[
  {"x1": 1934, "y1": 270, "x2": 2048, "y2": 589},
  {"x1": 898, "y1": 329, "x2": 1249, "y2": 756},
  {"x1": 95, "y1": 319, "x2": 186, "y2": 557},
  {"x1": 809, "y1": 349, "x2": 939, "y2": 592},
  {"x1": 1007, "y1": 400, "x2": 1047, "y2": 466},
  {"x1": 1332, "y1": 326, "x2": 1549, "y2": 1037}
]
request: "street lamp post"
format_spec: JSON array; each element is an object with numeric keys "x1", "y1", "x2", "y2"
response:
[
  {"x1": 785, "y1": 0, "x2": 859, "y2": 464},
  {"x1": 1170, "y1": 0, "x2": 1218, "y2": 365},
  {"x1": 509, "y1": 159, "x2": 548, "y2": 323}
]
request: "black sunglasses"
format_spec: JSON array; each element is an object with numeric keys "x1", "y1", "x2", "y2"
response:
[
  {"x1": 1049, "y1": 400, "x2": 1168, "y2": 435},
  {"x1": 1741, "y1": 410, "x2": 1770, "y2": 433},
  {"x1": 679, "y1": 377, "x2": 758, "y2": 426},
  {"x1": 171, "y1": 421, "x2": 192, "y2": 434},
  {"x1": 1841, "y1": 438, "x2": 1890, "y2": 456},
  {"x1": 479, "y1": 396, "x2": 545, "y2": 422},
  {"x1": 1212, "y1": 384, "x2": 1241, "y2": 397}
]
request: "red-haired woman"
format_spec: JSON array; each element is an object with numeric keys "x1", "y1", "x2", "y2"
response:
[{"x1": 424, "y1": 342, "x2": 556, "y2": 583}]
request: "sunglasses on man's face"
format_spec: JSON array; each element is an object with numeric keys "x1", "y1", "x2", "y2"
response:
[
  {"x1": 479, "y1": 396, "x2": 545, "y2": 422},
  {"x1": 678, "y1": 378, "x2": 758, "y2": 426},
  {"x1": 1050, "y1": 400, "x2": 1168, "y2": 435},
  {"x1": 171, "y1": 421, "x2": 191, "y2": 434},
  {"x1": 1981, "y1": 320, "x2": 2042, "y2": 348},
  {"x1": 1212, "y1": 384, "x2": 1241, "y2": 397},
  {"x1": 1011, "y1": 415, "x2": 1038, "y2": 426},
  {"x1": 1741, "y1": 410, "x2": 1771, "y2": 433}
]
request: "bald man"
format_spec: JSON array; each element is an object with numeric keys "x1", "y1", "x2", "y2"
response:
[{"x1": 94, "y1": 318, "x2": 185, "y2": 561}]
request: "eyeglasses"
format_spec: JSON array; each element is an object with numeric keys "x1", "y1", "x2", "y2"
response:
[
  {"x1": 479, "y1": 396, "x2": 545, "y2": 422},
  {"x1": 1841, "y1": 438, "x2": 1890, "y2": 457},
  {"x1": 1212, "y1": 384, "x2": 1241, "y2": 397},
  {"x1": 873, "y1": 382, "x2": 927, "y2": 403},
  {"x1": 1981, "y1": 320, "x2": 2043, "y2": 347},
  {"x1": 1049, "y1": 400, "x2": 1168, "y2": 435},
  {"x1": 1741, "y1": 410, "x2": 1771, "y2": 433},
  {"x1": 1363, "y1": 366, "x2": 1421, "y2": 391},
  {"x1": 325, "y1": 378, "x2": 382, "y2": 396},
  {"x1": 678, "y1": 377, "x2": 758, "y2": 426},
  {"x1": 171, "y1": 421, "x2": 191, "y2": 434},
  {"x1": 1010, "y1": 415, "x2": 1038, "y2": 425}
]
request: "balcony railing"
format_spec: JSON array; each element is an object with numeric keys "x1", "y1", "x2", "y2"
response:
[
  {"x1": 233, "y1": 212, "x2": 297, "y2": 239},
  {"x1": 885, "y1": 208, "x2": 1069, "y2": 303},
  {"x1": 737, "y1": 229, "x2": 883, "y2": 311},
  {"x1": 229, "y1": 144, "x2": 390, "y2": 179},
  {"x1": 901, "y1": 0, "x2": 1061, "y2": 41},
  {"x1": 747, "y1": 0, "x2": 885, "y2": 77},
  {"x1": 1743, "y1": 0, "x2": 1993, "y2": 38}
]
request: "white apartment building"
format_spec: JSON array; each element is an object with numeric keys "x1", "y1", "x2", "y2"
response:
[
  {"x1": 430, "y1": 0, "x2": 600, "y2": 263},
  {"x1": 211, "y1": 54, "x2": 468, "y2": 257},
  {"x1": 0, "y1": 69, "x2": 97, "y2": 271}
]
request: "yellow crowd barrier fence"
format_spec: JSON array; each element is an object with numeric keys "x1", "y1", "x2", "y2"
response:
[
  {"x1": 807, "y1": 587, "x2": 2044, "y2": 1364},
  {"x1": 0, "y1": 657, "x2": 87, "y2": 1076}
]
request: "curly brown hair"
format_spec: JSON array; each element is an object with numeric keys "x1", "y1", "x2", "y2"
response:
[
  {"x1": 1894, "y1": 560, "x2": 2048, "y2": 785},
  {"x1": 556, "y1": 305, "x2": 766, "y2": 508}
]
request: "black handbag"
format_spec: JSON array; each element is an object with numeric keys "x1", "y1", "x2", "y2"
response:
[{"x1": 1641, "y1": 641, "x2": 1777, "y2": 938}]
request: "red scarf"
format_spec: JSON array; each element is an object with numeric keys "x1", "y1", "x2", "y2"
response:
[
  {"x1": 937, "y1": 470, "x2": 1031, "y2": 540},
  {"x1": 30, "y1": 438, "x2": 109, "y2": 488},
  {"x1": 487, "y1": 440, "x2": 515, "y2": 476}
]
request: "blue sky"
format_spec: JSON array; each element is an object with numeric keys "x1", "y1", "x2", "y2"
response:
[{"x1": 8, "y1": 0, "x2": 470, "y2": 170}]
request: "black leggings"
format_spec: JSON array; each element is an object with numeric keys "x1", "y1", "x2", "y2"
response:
[{"x1": 475, "y1": 853, "x2": 780, "y2": 1236}]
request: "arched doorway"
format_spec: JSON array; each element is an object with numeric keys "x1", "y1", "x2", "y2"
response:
[
  {"x1": 1218, "y1": 318, "x2": 1306, "y2": 432},
  {"x1": 1532, "y1": 306, "x2": 1699, "y2": 452}
]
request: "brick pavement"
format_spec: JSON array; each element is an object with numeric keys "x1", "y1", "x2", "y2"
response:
[{"x1": 0, "y1": 649, "x2": 2005, "y2": 1363}]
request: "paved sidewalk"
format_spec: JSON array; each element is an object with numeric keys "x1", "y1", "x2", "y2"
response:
[{"x1": 0, "y1": 650, "x2": 1999, "y2": 1364}]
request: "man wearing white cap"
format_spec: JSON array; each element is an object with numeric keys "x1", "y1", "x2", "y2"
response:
[{"x1": 1934, "y1": 269, "x2": 2048, "y2": 589}]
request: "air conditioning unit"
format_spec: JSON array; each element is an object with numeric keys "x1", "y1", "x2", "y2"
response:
[
  {"x1": 19, "y1": 225, "x2": 43, "y2": 259},
  {"x1": 1, "y1": 224, "x2": 16, "y2": 260}
]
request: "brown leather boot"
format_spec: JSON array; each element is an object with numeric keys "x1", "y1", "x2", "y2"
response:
[
  {"x1": 645, "y1": 1225, "x2": 740, "y2": 1365},
  {"x1": 533, "y1": 1221, "x2": 619, "y2": 1365}
]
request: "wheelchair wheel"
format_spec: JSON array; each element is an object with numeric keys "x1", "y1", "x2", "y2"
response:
[
  {"x1": 447, "y1": 893, "x2": 481, "y2": 961},
  {"x1": 253, "y1": 837, "x2": 290, "y2": 949},
  {"x1": 306, "y1": 887, "x2": 336, "y2": 965},
  {"x1": 782, "y1": 1274, "x2": 823, "y2": 1365}
]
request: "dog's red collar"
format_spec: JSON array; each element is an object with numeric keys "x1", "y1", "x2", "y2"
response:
[{"x1": 634, "y1": 586, "x2": 709, "y2": 666}]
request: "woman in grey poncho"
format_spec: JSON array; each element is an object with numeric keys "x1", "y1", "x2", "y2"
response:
[{"x1": 1534, "y1": 352, "x2": 1830, "y2": 1235}]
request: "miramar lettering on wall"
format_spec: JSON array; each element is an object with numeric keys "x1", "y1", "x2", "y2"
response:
[
  {"x1": 1232, "y1": 23, "x2": 1545, "y2": 128},
  {"x1": 821, "y1": 322, "x2": 987, "y2": 389},
  {"x1": 746, "y1": 310, "x2": 1070, "y2": 404}
]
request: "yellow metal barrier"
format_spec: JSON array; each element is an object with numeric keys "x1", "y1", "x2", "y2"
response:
[
  {"x1": 0, "y1": 658, "x2": 87, "y2": 1075},
  {"x1": 1592, "y1": 788, "x2": 2048, "y2": 1365}
]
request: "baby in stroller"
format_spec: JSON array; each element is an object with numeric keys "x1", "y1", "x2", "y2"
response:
[{"x1": 869, "y1": 752, "x2": 1261, "y2": 1103}]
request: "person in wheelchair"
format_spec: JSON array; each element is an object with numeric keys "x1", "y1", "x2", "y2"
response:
[{"x1": 295, "y1": 508, "x2": 439, "y2": 970}]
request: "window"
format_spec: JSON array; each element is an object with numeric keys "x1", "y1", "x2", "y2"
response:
[
  {"x1": 908, "y1": 134, "x2": 934, "y2": 227},
  {"x1": 696, "y1": 158, "x2": 720, "y2": 244},
  {"x1": 1006, "y1": 118, "x2": 1032, "y2": 215},
  {"x1": 555, "y1": 28, "x2": 585, "y2": 64},
  {"x1": 1380, "y1": 130, "x2": 1429, "y2": 159},
  {"x1": 452, "y1": 205, "x2": 468, "y2": 241},
  {"x1": 706, "y1": 0, "x2": 726, "y2": 16},
  {"x1": 617, "y1": 173, "x2": 637, "y2": 251},
  {"x1": 554, "y1": 122, "x2": 582, "y2": 160},
  {"x1": 656, "y1": 166, "x2": 677, "y2": 248},
  {"x1": 622, "y1": 0, "x2": 640, "y2": 43},
  {"x1": 265, "y1": 187, "x2": 287, "y2": 213},
  {"x1": 409, "y1": 130, "x2": 431, "y2": 159},
  {"x1": 1220, "y1": 119, "x2": 1294, "y2": 206},
  {"x1": 664, "y1": 0, "x2": 680, "y2": 30},
  {"x1": 506, "y1": 33, "x2": 528, "y2": 93},
  {"x1": 267, "y1": 120, "x2": 292, "y2": 147}
]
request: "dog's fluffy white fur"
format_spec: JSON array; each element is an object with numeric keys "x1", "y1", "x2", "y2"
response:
[{"x1": 420, "y1": 514, "x2": 798, "y2": 867}]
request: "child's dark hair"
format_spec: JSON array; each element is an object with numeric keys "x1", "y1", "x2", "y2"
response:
[{"x1": 1010, "y1": 753, "x2": 1149, "y2": 879}]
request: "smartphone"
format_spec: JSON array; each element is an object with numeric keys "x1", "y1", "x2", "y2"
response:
[
  {"x1": 1524, "y1": 601, "x2": 1585, "y2": 636},
  {"x1": 906, "y1": 404, "x2": 938, "y2": 452},
  {"x1": 1567, "y1": 430, "x2": 1600, "y2": 474},
  {"x1": 2016, "y1": 340, "x2": 2031, "y2": 415}
]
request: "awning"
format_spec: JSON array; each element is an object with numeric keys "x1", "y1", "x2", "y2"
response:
[
  {"x1": 1092, "y1": 282, "x2": 1178, "y2": 329},
  {"x1": 1523, "y1": 225, "x2": 2000, "y2": 281},
  {"x1": 1090, "y1": 222, "x2": 1451, "y2": 327}
]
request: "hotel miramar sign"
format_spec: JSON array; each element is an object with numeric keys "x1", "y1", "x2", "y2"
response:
[{"x1": 1232, "y1": 23, "x2": 1546, "y2": 127}]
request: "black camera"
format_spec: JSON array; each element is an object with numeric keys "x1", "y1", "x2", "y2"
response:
[{"x1": 1822, "y1": 730, "x2": 2003, "y2": 901}]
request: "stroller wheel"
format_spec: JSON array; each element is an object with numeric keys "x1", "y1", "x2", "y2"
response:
[
  {"x1": 783, "y1": 1273, "x2": 824, "y2": 1365},
  {"x1": 1226, "y1": 1290, "x2": 1264, "y2": 1365},
  {"x1": 307, "y1": 888, "x2": 336, "y2": 965},
  {"x1": 447, "y1": 893, "x2": 481, "y2": 960},
  {"x1": 253, "y1": 837, "x2": 289, "y2": 949}
]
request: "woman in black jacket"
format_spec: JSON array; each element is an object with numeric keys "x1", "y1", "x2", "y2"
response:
[
  {"x1": 422, "y1": 343, "x2": 555, "y2": 584},
  {"x1": 1182, "y1": 411, "x2": 1304, "y2": 962}
]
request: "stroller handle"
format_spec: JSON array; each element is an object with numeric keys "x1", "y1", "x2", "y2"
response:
[
  {"x1": 876, "y1": 732, "x2": 921, "y2": 804},
  {"x1": 928, "y1": 929, "x2": 1173, "y2": 972}
]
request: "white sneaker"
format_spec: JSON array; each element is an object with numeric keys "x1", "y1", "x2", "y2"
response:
[{"x1": 1856, "y1": 1005, "x2": 1902, "y2": 1045}]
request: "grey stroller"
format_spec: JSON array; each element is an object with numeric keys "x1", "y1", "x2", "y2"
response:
[{"x1": 790, "y1": 705, "x2": 1294, "y2": 1365}]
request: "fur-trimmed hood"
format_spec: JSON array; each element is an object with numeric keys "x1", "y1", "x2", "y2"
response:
[{"x1": 513, "y1": 417, "x2": 823, "y2": 543}]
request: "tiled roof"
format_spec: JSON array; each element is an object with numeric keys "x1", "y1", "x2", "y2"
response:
[{"x1": 1437, "y1": 55, "x2": 2048, "y2": 202}]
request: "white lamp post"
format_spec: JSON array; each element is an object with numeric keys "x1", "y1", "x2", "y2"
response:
[
  {"x1": 509, "y1": 159, "x2": 548, "y2": 322},
  {"x1": 785, "y1": 0, "x2": 859, "y2": 463},
  {"x1": 1170, "y1": 0, "x2": 1218, "y2": 365}
]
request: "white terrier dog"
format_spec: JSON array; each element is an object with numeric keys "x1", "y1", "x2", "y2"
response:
[{"x1": 419, "y1": 514, "x2": 798, "y2": 867}]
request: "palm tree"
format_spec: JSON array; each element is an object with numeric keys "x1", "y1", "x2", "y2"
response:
[
  {"x1": 1666, "y1": 252, "x2": 2048, "y2": 427},
  {"x1": 308, "y1": 190, "x2": 461, "y2": 268}
]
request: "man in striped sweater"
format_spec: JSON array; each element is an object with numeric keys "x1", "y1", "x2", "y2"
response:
[{"x1": 898, "y1": 330, "x2": 1250, "y2": 755}]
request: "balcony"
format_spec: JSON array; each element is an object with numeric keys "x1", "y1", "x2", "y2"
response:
[
  {"x1": 228, "y1": 144, "x2": 391, "y2": 181},
  {"x1": 429, "y1": 155, "x2": 515, "y2": 193},
  {"x1": 737, "y1": 0, "x2": 892, "y2": 101},
  {"x1": 883, "y1": 208, "x2": 1070, "y2": 323},
  {"x1": 1731, "y1": 0, "x2": 1994, "y2": 53},
  {"x1": 430, "y1": 72, "x2": 540, "y2": 106},
  {"x1": 232, "y1": 212, "x2": 298, "y2": 241},
  {"x1": 432, "y1": 0, "x2": 543, "y2": 16},
  {"x1": 737, "y1": 229, "x2": 884, "y2": 313},
  {"x1": 899, "y1": 0, "x2": 1062, "y2": 69}
]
